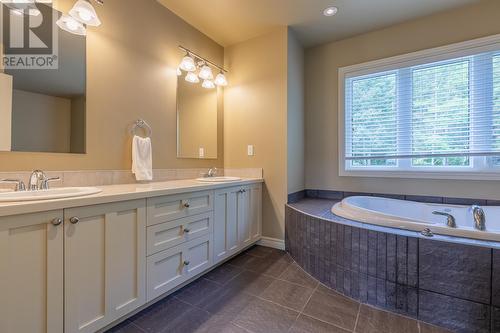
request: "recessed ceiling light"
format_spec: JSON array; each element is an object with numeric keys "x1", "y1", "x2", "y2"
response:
[{"x1": 323, "y1": 6, "x2": 338, "y2": 17}]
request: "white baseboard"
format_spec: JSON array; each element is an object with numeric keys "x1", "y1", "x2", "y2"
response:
[{"x1": 257, "y1": 236, "x2": 285, "y2": 250}]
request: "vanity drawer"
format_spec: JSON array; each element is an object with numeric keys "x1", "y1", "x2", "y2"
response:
[
  {"x1": 147, "y1": 191, "x2": 213, "y2": 226},
  {"x1": 146, "y1": 212, "x2": 213, "y2": 256},
  {"x1": 146, "y1": 234, "x2": 212, "y2": 301}
]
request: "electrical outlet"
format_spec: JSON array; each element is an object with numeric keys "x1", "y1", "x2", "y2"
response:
[
  {"x1": 247, "y1": 145, "x2": 254, "y2": 156},
  {"x1": 199, "y1": 147, "x2": 205, "y2": 158}
]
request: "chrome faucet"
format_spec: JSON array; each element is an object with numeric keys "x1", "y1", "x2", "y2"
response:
[
  {"x1": 29, "y1": 170, "x2": 46, "y2": 191},
  {"x1": 28, "y1": 170, "x2": 60, "y2": 191},
  {"x1": 207, "y1": 167, "x2": 218, "y2": 178},
  {"x1": 432, "y1": 211, "x2": 456, "y2": 228},
  {"x1": 472, "y1": 205, "x2": 486, "y2": 231}
]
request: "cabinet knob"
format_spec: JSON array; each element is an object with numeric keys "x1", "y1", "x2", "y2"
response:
[
  {"x1": 69, "y1": 217, "x2": 80, "y2": 224},
  {"x1": 183, "y1": 228, "x2": 191, "y2": 233},
  {"x1": 183, "y1": 260, "x2": 190, "y2": 266},
  {"x1": 51, "y1": 218, "x2": 63, "y2": 226}
]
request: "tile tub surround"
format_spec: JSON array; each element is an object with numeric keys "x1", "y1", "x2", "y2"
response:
[
  {"x1": 287, "y1": 189, "x2": 496, "y2": 206},
  {"x1": 106, "y1": 245, "x2": 449, "y2": 333},
  {"x1": 286, "y1": 200, "x2": 500, "y2": 333},
  {"x1": 0, "y1": 168, "x2": 263, "y2": 190}
]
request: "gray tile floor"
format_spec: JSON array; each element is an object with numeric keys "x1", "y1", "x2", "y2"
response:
[{"x1": 106, "y1": 246, "x2": 452, "y2": 333}]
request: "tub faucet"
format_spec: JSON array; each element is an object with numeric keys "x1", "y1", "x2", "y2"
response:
[
  {"x1": 432, "y1": 211, "x2": 456, "y2": 228},
  {"x1": 472, "y1": 205, "x2": 486, "y2": 231}
]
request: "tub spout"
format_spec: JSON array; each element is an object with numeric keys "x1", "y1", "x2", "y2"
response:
[
  {"x1": 472, "y1": 205, "x2": 486, "y2": 231},
  {"x1": 432, "y1": 211, "x2": 456, "y2": 228}
]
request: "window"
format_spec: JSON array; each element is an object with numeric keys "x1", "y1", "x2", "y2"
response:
[{"x1": 340, "y1": 35, "x2": 500, "y2": 179}]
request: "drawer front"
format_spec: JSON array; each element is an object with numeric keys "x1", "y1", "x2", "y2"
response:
[
  {"x1": 147, "y1": 212, "x2": 213, "y2": 256},
  {"x1": 146, "y1": 235, "x2": 212, "y2": 302},
  {"x1": 147, "y1": 191, "x2": 213, "y2": 226}
]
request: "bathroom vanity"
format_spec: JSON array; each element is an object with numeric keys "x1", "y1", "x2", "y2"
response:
[{"x1": 0, "y1": 178, "x2": 262, "y2": 333}]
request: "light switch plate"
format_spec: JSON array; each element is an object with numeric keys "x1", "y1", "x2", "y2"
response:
[
  {"x1": 199, "y1": 147, "x2": 205, "y2": 158},
  {"x1": 247, "y1": 145, "x2": 254, "y2": 156}
]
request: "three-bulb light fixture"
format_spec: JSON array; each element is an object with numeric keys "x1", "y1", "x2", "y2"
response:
[
  {"x1": 177, "y1": 47, "x2": 228, "y2": 89},
  {"x1": 1, "y1": 0, "x2": 103, "y2": 36}
]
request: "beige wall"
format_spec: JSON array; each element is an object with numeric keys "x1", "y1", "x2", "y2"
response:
[
  {"x1": 0, "y1": 0, "x2": 224, "y2": 171},
  {"x1": 287, "y1": 29, "x2": 305, "y2": 195},
  {"x1": 305, "y1": 0, "x2": 500, "y2": 200},
  {"x1": 11, "y1": 89, "x2": 72, "y2": 153},
  {"x1": 224, "y1": 28, "x2": 288, "y2": 240}
]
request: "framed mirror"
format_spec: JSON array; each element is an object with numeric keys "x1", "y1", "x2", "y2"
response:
[
  {"x1": 176, "y1": 76, "x2": 218, "y2": 159},
  {"x1": 0, "y1": 3, "x2": 86, "y2": 154}
]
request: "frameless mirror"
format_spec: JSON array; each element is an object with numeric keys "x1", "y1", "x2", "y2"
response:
[
  {"x1": 176, "y1": 76, "x2": 218, "y2": 159},
  {"x1": 0, "y1": 3, "x2": 86, "y2": 154}
]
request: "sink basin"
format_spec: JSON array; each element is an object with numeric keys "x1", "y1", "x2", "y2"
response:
[
  {"x1": 0, "y1": 187, "x2": 102, "y2": 202},
  {"x1": 196, "y1": 177, "x2": 242, "y2": 183}
]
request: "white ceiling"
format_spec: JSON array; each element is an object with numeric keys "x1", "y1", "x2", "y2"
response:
[{"x1": 158, "y1": 0, "x2": 483, "y2": 47}]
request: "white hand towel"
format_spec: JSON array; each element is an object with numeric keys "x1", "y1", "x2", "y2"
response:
[{"x1": 132, "y1": 135, "x2": 153, "y2": 181}]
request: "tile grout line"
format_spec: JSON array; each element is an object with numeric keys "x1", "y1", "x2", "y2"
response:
[{"x1": 353, "y1": 303, "x2": 362, "y2": 333}]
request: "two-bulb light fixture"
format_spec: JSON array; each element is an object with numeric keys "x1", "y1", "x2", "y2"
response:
[
  {"x1": 56, "y1": 0, "x2": 102, "y2": 36},
  {"x1": 177, "y1": 46, "x2": 228, "y2": 89}
]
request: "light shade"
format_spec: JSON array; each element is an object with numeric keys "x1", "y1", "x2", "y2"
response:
[
  {"x1": 214, "y1": 73, "x2": 228, "y2": 86},
  {"x1": 56, "y1": 14, "x2": 86, "y2": 36},
  {"x1": 185, "y1": 72, "x2": 200, "y2": 83},
  {"x1": 202, "y1": 80, "x2": 215, "y2": 89},
  {"x1": 198, "y1": 65, "x2": 213, "y2": 80},
  {"x1": 69, "y1": 0, "x2": 101, "y2": 26},
  {"x1": 179, "y1": 55, "x2": 196, "y2": 72}
]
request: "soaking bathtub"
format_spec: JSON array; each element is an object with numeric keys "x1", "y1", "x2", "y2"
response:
[{"x1": 332, "y1": 196, "x2": 500, "y2": 242}]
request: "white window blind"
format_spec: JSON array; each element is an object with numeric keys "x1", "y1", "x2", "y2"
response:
[{"x1": 343, "y1": 40, "x2": 500, "y2": 176}]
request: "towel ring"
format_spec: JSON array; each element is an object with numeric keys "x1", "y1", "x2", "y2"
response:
[{"x1": 131, "y1": 119, "x2": 152, "y2": 137}]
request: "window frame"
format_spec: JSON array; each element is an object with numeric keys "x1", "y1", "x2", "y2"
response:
[{"x1": 338, "y1": 34, "x2": 500, "y2": 180}]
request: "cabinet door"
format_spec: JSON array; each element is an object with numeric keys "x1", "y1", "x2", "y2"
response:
[
  {"x1": 213, "y1": 187, "x2": 240, "y2": 263},
  {"x1": 0, "y1": 210, "x2": 64, "y2": 333},
  {"x1": 64, "y1": 200, "x2": 146, "y2": 333},
  {"x1": 248, "y1": 184, "x2": 262, "y2": 242},
  {"x1": 237, "y1": 188, "x2": 252, "y2": 248}
]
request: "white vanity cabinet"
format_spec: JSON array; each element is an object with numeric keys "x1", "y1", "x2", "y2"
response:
[
  {"x1": 0, "y1": 210, "x2": 64, "y2": 333},
  {"x1": 64, "y1": 200, "x2": 146, "y2": 333},
  {"x1": 213, "y1": 183, "x2": 262, "y2": 264},
  {"x1": 0, "y1": 180, "x2": 262, "y2": 333}
]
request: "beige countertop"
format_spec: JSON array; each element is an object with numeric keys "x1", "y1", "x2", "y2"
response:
[{"x1": 0, "y1": 178, "x2": 263, "y2": 218}]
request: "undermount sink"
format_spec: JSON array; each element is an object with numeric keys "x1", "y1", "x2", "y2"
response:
[
  {"x1": 196, "y1": 176, "x2": 242, "y2": 183},
  {"x1": 0, "y1": 187, "x2": 102, "y2": 202}
]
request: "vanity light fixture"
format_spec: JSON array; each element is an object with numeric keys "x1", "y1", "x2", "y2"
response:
[
  {"x1": 177, "y1": 45, "x2": 228, "y2": 87},
  {"x1": 56, "y1": 13, "x2": 87, "y2": 36},
  {"x1": 214, "y1": 72, "x2": 228, "y2": 87},
  {"x1": 198, "y1": 64, "x2": 214, "y2": 80},
  {"x1": 323, "y1": 6, "x2": 338, "y2": 17},
  {"x1": 69, "y1": 0, "x2": 101, "y2": 26},
  {"x1": 56, "y1": 0, "x2": 103, "y2": 36},
  {"x1": 185, "y1": 72, "x2": 200, "y2": 83},
  {"x1": 202, "y1": 79, "x2": 215, "y2": 89}
]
